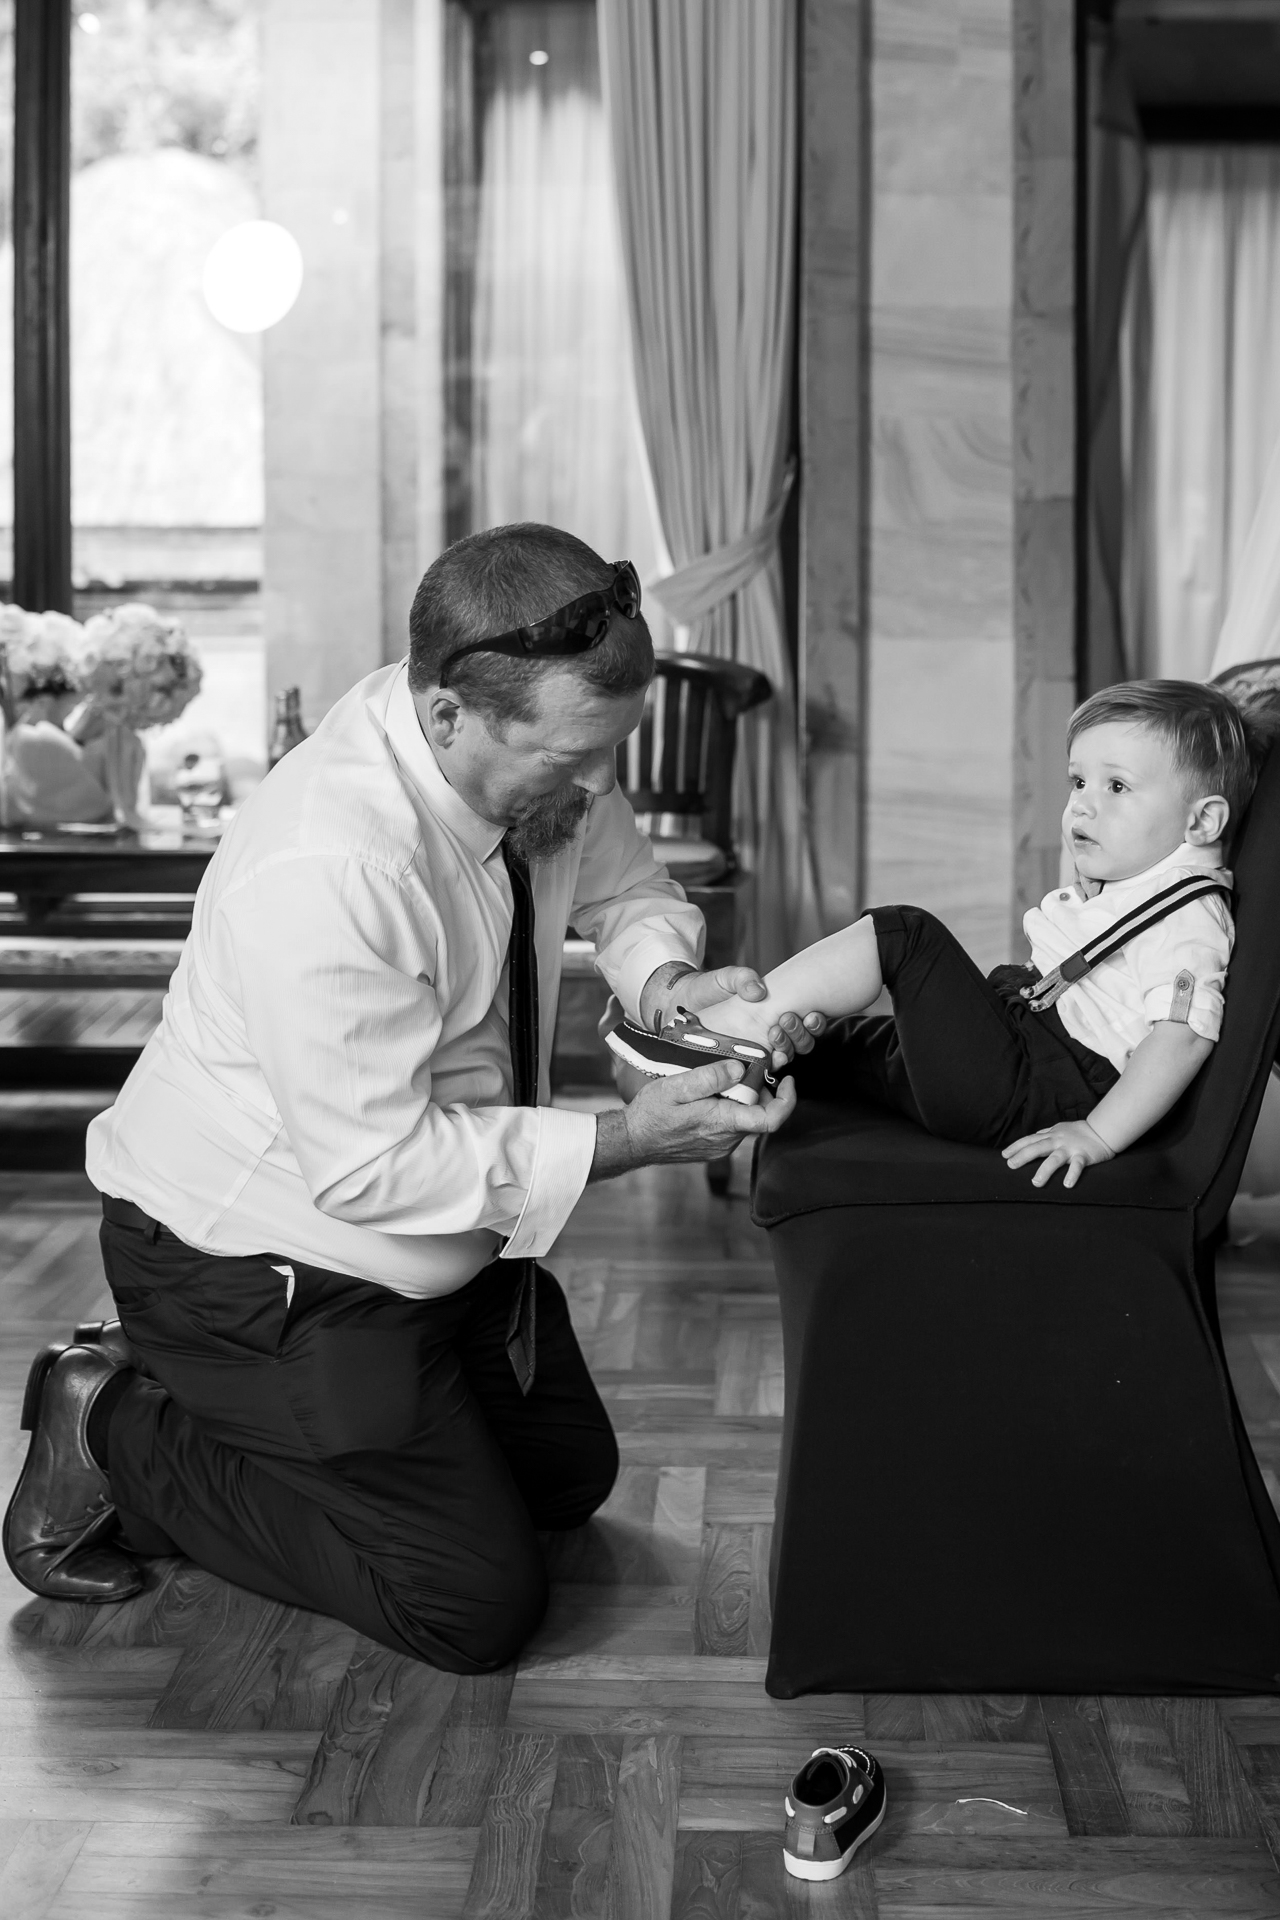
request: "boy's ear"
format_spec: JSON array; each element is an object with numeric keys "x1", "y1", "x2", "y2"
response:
[{"x1": 1187, "y1": 792, "x2": 1230, "y2": 846}]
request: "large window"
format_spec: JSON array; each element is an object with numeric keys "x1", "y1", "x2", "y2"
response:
[
  {"x1": 0, "y1": 1, "x2": 13, "y2": 591},
  {"x1": 70, "y1": 0, "x2": 265, "y2": 797},
  {"x1": 12, "y1": 0, "x2": 661, "y2": 779}
]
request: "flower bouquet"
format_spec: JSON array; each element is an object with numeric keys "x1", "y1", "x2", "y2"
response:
[
  {"x1": 0, "y1": 606, "x2": 88, "y2": 719},
  {"x1": 0, "y1": 606, "x2": 116, "y2": 828},
  {"x1": 70, "y1": 605, "x2": 204, "y2": 830},
  {"x1": 0, "y1": 601, "x2": 204, "y2": 831}
]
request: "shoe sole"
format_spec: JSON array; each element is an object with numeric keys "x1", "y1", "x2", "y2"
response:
[
  {"x1": 605, "y1": 1031, "x2": 762, "y2": 1105},
  {"x1": 783, "y1": 1792, "x2": 887, "y2": 1881}
]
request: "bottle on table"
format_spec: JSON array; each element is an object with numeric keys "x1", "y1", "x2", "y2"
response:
[{"x1": 268, "y1": 688, "x2": 308, "y2": 769}]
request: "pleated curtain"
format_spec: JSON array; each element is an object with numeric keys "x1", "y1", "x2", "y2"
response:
[
  {"x1": 473, "y1": 3, "x2": 663, "y2": 590},
  {"x1": 1124, "y1": 149, "x2": 1280, "y2": 679},
  {"x1": 598, "y1": 0, "x2": 818, "y2": 969}
]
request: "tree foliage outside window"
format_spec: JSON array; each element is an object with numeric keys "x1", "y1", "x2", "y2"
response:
[
  {"x1": 71, "y1": 0, "x2": 258, "y2": 174},
  {"x1": 0, "y1": 1, "x2": 258, "y2": 245}
]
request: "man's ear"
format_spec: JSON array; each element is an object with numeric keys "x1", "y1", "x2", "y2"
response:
[
  {"x1": 1187, "y1": 792, "x2": 1230, "y2": 847},
  {"x1": 418, "y1": 687, "x2": 464, "y2": 749}
]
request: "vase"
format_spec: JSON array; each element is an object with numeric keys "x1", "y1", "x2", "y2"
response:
[
  {"x1": 0, "y1": 714, "x2": 114, "y2": 828},
  {"x1": 81, "y1": 719, "x2": 151, "y2": 832}
]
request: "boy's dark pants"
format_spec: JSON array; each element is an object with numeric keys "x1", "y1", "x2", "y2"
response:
[
  {"x1": 99, "y1": 1202, "x2": 618, "y2": 1672},
  {"x1": 796, "y1": 904, "x2": 1120, "y2": 1146}
]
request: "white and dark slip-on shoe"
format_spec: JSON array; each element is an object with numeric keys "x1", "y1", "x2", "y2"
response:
[
  {"x1": 604, "y1": 1009, "x2": 773, "y2": 1106},
  {"x1": 783, "y1": 1744, "x2": 887, "y2": 1880}
]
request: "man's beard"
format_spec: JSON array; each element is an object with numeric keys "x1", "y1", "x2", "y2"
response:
[{"x1": 505, "y1": 784, "x2": 592, "y2": 862}]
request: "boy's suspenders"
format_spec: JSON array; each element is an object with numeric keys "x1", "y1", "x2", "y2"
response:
[{"x1": 1021, "y1": 874, "x2": 1233, "y2": 1014}]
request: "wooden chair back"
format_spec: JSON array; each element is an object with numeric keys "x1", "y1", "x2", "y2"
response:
[{"x1": 617, "y1": 650, "x2": 771, "y2": 862}]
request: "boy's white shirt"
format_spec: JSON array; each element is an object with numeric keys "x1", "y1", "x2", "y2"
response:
[{"x1": 1023, "y1": 841, "x2": 1232, "y2": 1073}]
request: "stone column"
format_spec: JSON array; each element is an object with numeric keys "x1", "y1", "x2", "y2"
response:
[
  {"x1": 863, "y1": 0, "x2": 1016, "y2": 972},
  {"x1": 1013, "y1": 0, "x2": 1077, "y2": 937},
  {"x1": 381, "y1": 0, "x2": 446, "y2": 666},
  {"x1": 801, "y1": 0, "x2": 870, "y2": 934},
  {"x1": 262, "y1": 0, "x2": 445, "y2": 727},
  {"x1": 801, "y1": 0, "x2": 1076, "y2": 966}
]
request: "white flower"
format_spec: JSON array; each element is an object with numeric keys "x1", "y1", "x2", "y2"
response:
[
  {"x1": 0, "y1": 604, "x2": 87, "y2": 702},
  {"x1": 77, "y1": 603, "x2": 203, "y2": 731}
]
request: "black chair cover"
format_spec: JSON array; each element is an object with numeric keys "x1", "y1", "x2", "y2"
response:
[{"x1": 752, "y1": 746, "x2": 1280, "y2": 1697}]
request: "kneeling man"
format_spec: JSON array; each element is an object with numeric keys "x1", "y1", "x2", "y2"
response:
[{"x1": 4, "y1": 524, "x2": 809, "y2": 1672}]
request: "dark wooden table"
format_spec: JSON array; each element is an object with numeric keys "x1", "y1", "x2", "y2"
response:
[
  {"x1": 0, "y1": 828, "x2": 218, "y2": 1162},
  {"x1": 0, "y1": 827, "x2": 217, "y2": 929}
]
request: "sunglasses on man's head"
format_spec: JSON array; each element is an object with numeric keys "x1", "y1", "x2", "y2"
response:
[{"x1": 437, "y1": 561, "x2": 642, "y2": 689}]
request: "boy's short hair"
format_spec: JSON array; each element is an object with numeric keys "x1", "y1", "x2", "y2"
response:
[
  {"x1": 1067, "y1": 678, "x2": 1259, "y2": 825},
  {"x1": 408, "y1": 523, "x2": 653, "y2": 731}
]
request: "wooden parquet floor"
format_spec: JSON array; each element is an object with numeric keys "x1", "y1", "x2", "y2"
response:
[{"x1": 2, "y1": 1161, "x2": 1280, "y2": 1916}]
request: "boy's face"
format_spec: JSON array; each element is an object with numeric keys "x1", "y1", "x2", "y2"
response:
[{"x1": 1064, "y1": 721, "x2": 1220, "y2": 883}]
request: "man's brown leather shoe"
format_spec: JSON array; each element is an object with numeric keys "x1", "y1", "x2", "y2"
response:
[{"x1": 3, "y1": 1344, "x2": 142, "y2": 1602}]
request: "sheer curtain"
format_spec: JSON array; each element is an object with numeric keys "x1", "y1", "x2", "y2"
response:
[
  {"x1": 472, "y1": 2, "x2": 661, "y2": 586},
  {"x1": 1126, "y1": 148, "x2": 1280, "y2": 680},
  {"x1": 599, "y1": 0, "x2": 818, "y2": 969}
]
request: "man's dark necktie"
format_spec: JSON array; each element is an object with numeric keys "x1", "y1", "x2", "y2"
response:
[{"x1": 503, "y1": 841, "x2": 539, "y2": 1394}]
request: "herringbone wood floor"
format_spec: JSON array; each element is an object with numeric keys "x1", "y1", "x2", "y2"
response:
[{"x1": 2, "y1": 1158, "x2": 1280, "y2": 1917}]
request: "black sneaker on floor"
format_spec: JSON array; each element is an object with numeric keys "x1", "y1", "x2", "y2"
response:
[
  {"x1": 783, "y1": 1744, "x2": 886, "y2": 1880},
  {"x1": 604, "y1": 1009, "x2": 773, "y2": 1105}
]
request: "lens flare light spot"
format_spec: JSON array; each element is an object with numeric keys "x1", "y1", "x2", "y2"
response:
[{"x1": 202, "y1": 220, "x2": 304, "y2": 335}]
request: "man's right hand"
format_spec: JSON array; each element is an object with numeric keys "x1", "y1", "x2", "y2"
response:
[{"x1": 588, "y1": 1059, "x2": 797, "y2": 1182}]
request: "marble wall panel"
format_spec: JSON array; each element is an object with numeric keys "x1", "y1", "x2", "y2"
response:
[
  {"x1": 866, "y1": 635, "x2": 1015, "y2": 963},
  {"x1": 874, "y1": 46, "x2": 1012, "y2": 197},
  {"x1": 864, "y1": 0, "x2": 1016, "y2": 969},
  {"x1": 873, "y1": 412, "x2": 1012, "y2": 537},
  {"x1": 873, "y1": 194, "x2": 1012, "y2": 311},
  {"x1": 871, "y1": 308, "x2": 1011, "y2": 413}
]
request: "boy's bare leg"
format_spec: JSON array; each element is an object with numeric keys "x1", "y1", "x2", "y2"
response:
[{"x1": 697, "y1": 916, "x2": 884, "y2": 1047}]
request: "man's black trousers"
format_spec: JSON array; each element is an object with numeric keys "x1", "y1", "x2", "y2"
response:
[{"x1": 98, "y1": 1206, "x2": 619, "y2": 1672}]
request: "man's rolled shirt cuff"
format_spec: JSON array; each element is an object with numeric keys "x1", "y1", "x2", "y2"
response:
[
  {"x1": 605, "y1": 929, "x2": 705, "y2": 1026},
  {"x1": 500, "y1": 1105, "x2": 599, "y2": 1261}
]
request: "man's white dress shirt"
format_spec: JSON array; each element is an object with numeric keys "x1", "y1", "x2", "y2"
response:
[
  {"x1": 86, "y1": 663, "x2": 704, "y2": 1296},
  {"x1": 1023, "y1": 841, "x2": 1232, "y2": 1073}
]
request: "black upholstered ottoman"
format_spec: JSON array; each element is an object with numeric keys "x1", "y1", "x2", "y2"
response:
[{"x1": 753, "y1": 749, "x2": 1280, "y2": 1697}]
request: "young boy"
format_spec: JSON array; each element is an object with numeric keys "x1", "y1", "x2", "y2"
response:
[{"x1": 609, "y1": 681, "x2": 1261, "y2": 1189}]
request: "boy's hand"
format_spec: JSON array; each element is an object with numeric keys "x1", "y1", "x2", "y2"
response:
[{"x1": 1001, "y1": 1118, "x2": 1115, "y2": 1189}]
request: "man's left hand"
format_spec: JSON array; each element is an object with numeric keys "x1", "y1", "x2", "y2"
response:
[{"x1": 640, "y1": 962, "x2": 827, "y2": 1067}]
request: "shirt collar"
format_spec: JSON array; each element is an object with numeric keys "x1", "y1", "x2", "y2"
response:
[
  {"x1": 1101, "y1": 839, "x2": 1228, "y2": 896},
  {"x1": 383, "y1": 662, "x2": 507, "y2": 863}
]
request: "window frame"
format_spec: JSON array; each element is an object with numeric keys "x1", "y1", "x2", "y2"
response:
[{"x1": 12, "y1": 0, "x2": 71, "y2": 613}]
